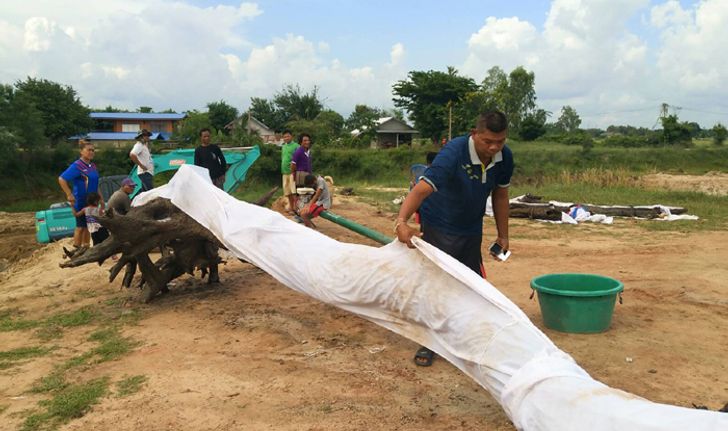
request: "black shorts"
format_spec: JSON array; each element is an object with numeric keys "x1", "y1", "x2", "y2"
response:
[
  {"x1": 422, "y1": 223, "x2": 484, "y2": 278},
  {"x1": 91, "y1": 228, "x2": 109, "y2": 246},
  {"x1": 75, "y1": 214, "x2": 87, "y2": 228}
]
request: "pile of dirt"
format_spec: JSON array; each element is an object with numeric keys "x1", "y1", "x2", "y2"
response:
[
  {"x1": 641, "y1": 172, "x2": 728, "y2": 196},
  {"x1": 0, "y1": 211, "x2": 43, "y2": 272}
]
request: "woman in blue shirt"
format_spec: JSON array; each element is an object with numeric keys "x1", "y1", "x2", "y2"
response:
[{"x1": 58, "y1": 140, "x2": 101, "y2": 249}]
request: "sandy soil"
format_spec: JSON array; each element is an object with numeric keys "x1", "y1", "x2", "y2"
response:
[
  {"x1": 1, "y1": 189, "x2": 727, "y2": 430},
  {"x1": 641, "y1": 172, "x2": 728, "y2": 196}
]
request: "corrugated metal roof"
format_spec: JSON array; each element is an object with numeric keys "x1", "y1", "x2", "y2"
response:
[
  {"x1": 90, "y1": 112, "x2": 186, "y2": 120},
  {"x1": 74, "y1": 132, "x2": 167, "y2": 140}
]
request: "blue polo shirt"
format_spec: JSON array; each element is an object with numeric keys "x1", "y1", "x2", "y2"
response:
[
  {"x1": 419, "y1": 135, "x2": 513, "y2": 236},
  {"x1": 60, "y1": 159, "x2": 99, "y2": 211}
]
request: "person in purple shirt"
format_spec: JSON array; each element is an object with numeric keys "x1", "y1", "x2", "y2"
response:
[
  {"x1": 290, "y1": 133, "x2": 312, "y2": 187},
  {"x1": 58, "y1": 139, "x2": 101, "y2": 249}
]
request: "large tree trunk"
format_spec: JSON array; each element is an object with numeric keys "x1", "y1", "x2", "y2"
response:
[{"x1": 508, "y1": 195, "x2": 687, "y2": 221}]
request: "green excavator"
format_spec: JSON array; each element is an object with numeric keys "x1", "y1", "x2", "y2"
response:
[{"x1": 35, "y1": 146, "x2": 261, "y2": 244}]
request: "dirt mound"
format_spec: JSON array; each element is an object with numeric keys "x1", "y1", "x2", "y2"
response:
[
  {"x1": 641, "y1": 172, "x2": 728, "y2": 196},
  {"x1": 0, "y1": 211, "x2": 43, "y2": 272}
]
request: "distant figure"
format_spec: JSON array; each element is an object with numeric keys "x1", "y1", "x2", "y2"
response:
[
  {"x1": 300, "y1": 174, "x2": 332, "y2": 228},
  {"x1": 58, "y1": 139, "x2": 100, "y2": 249},
  {"x1": 130, "y1": 129, "x2": 154, "y2": 192},
  {"x1": 290, "y1": 133, "x2": 312, "y2": 187},
  {"x1": 107, "y1": 177, "x2": 136, "y2": 215},
  {"x1": 441, "y1": 137, "x2": 448, "y2": 147},
  {"x1": 194, "y1": 128, "x2": 227, "y2": 189},
  {"x1": 76, "y1": 192, "x2": 109, "y2": 246},
  {"x1": 280, "y1": 130, "x2": 299, "y2": 214}
]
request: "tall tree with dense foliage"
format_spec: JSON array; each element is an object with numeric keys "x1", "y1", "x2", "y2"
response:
[
  {"x1": 13, "y1": 77, "x2": 91, "y2": 144},
  {"x1": 207, "y1": 100, "x2": 239, "y2": 135},
  {"x1": 519, "y1": 109, "x2": 549, "y2": 141},
  {"x1": 661, "y1": 114, "x2": 692, "y2": 145},
  {"x1": 392, "y1": 67, "x2": 478, "y2": 141},
  {"x1": 556, "y1": 105, "x2": 582, "y2": 133},
  {"x1": 713, "y1": 123, "x2": 727, "y2": 146},
  {"x1": 274, "y1": 84, "x2": 323, "y2": 122},
  {"x1": 249, "y1": 97, "x2": 286, "y2": 131},
  {"x1": 345, "y1": 104, "x2": 383, "y2": 131}
]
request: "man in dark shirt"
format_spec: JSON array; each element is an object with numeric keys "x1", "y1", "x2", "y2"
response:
[
  {"x1": 395, "y1": 111, "x2": 514, "y2": 367},
  {"x1": 194, "y1": 128, "x2": 227, "y2": 189}
]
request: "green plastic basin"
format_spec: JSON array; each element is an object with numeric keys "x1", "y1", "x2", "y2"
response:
[{"x1": 531, "y1": 273, "x2": 623, "y2": 333}]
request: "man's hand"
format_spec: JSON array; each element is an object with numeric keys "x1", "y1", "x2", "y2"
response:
[
  {"x1": 395, "y1": 220, "x2": 422, "y2": 249},
  {"x1": 493, "y1": 236, "x2": 509, "y2": 260},
  {"x1": 66, "y1": 194, "x2": 75, "y2": 205}
]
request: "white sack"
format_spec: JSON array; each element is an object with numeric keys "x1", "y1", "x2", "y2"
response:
[{"x1": 138, "y1": 166, "x2": 727, "y2": 431}]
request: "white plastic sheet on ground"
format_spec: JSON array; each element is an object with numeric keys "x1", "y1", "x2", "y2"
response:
[{"x1": 134, "y1": 166, "x2": 727, "y2": 431}]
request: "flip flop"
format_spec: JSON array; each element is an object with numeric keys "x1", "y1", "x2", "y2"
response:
[{"x1": 414, "y1": 346, "x2": 434, "y2": 367}]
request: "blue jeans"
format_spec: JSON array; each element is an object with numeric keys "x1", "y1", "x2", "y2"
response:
[{"x1": 138, "y1": 172, "x2": 154, "y2": 192}]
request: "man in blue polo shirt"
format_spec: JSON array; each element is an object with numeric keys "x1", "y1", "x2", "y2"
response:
[{"x1": 395, "y1": 111, "x2": 513, "y2": 367}]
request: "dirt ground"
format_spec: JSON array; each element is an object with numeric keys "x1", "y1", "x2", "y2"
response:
[
  {"x1": 641, "y1": 172, "x2": 728, "y2": 196},
  {"x1": 1, "y1": 181, "x2": 727, "y2": 430}
]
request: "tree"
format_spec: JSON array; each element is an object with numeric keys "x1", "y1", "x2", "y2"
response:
[
  {"x1": 502, "y1": 67, "x2": 536, "y2": 133},
  {"x1": 207, "y1": 100, "x2": 239, "y2": 135},
  {"x1": 345, "y1": 104, "x2": 382, "y2": 131},
  {"x1": 249, "y1": 97, "x2": 287, "y2": 132},
  {"x1": 392, "y1": 67, "x2": 478, "y2": 141},
  {"x1": 287, "y1": 110, "x2": 345, "y2": 145},
  {"x1": 661, "y1": 115, "x2": 692, "y2": 146},
  {"x1": 173, "y1": 111, "x2": 212, "y2": 146},
  {"x1": 519, "y1": 109, "x2": 549, "y2": 141},
  {"x1": 14, "y1": 77, "x2": 91, "y2": 144},
  {"x1": 480, "y1": 66, "x2": 509, "y2": 110},
  {"x1": 556, "y1": 105, "x2": 581, "y2": 133},
  {"x1": 713, "y1": 123, "x2": 727, "y2": 146},
  {"x1": 138, "y1": 106, "x2": 153, "y2": 113},
  {"x1": 0, "y1": 84, "x2": 46, "y2": 150},
  {"x1": 274, "y1": 84, "x2": 323, "y2": 122}
]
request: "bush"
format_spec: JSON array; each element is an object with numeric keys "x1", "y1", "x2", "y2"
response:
[{"x1": 603, "y1": 134, "x2": 660, "y2": 148}]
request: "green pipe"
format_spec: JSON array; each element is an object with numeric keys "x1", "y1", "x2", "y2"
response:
[{"x1": 320, "y1": 211, "x2": 394, "y2": 245}]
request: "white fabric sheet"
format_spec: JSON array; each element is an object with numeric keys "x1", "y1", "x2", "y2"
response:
[{"x1": 134, "y1": 166, "x2": 727, "y2": 431}]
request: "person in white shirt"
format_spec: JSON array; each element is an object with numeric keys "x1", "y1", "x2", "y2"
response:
[{"x1": 129, "y1": 129, "x2": 154, "y2": 192}]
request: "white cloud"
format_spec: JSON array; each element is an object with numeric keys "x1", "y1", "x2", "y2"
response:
[
  {"x1": 0, "y1": 0, "x2": 405, "y2": 116},
  {"x1": 652, "y1": 0, "x2": 728, "y2": 95},
  {"x1": 389, "y1": 42, "x2": 405, "y2": 66},
  {"x1": 23, "y1": 17, "x2": 57, "y2": 51},
  {"x1": 463, "y1": 0, "x2": 657, "y2": 127}
]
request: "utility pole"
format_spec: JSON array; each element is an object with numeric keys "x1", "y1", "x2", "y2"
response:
[{"x1": 448, "y1": 100, "x2": 452, "y2": 141}]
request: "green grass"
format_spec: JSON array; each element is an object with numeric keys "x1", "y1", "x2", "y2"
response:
[
  {"x1": 115, "y1": 375, "x2": 147, "y2": 398},
  {"x1": 0, "y1": 198, "x2": 56, "y2": 213},
  {"x1": 31, "y1": 371, "x2": 68, "y2": 394},
  {"x1": 45, "y1": 307, "x2": 96, "y2": 328},
  {"x1": 0, "y1": 346, "x2": 52, "y2": 364},
  {"x1": 0, "y1": 311, "x2": 41, "y2": 332},
  {"x1": 88, "y1": 327, "x2": 137, "y2": 363},
  {"x1": 21, "y1": 377, "x2": 109, "y2": 431},
  {"x1": 2, "y1": 307, "x2": 97, "y2": 341},
  {"x1": 231, "y1": 178, "x2": 283, "y2": 206},
  {"x1": 354, "y1": 188, "x2": 404, "y2": 215}
]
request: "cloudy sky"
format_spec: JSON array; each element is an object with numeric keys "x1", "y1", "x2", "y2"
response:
[{"x1": 1, "y1": 0, "x2": 726, "y2": 128}]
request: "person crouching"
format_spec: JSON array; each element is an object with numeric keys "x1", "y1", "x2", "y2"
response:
[{"x1": 300, "y1": 174, "x2": 331, "y2": 228}]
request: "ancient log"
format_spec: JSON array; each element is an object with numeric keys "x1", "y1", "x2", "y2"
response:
[
  {"x1": 60, "y1": 198, "x2": 223, "y2": 302},
  {"x1": 508, "y1": 195, "x2": 687, "y2": 221}
]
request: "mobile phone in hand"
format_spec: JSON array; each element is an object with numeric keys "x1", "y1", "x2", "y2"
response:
[{"x1": 489, "y1": 242, "x2": 511, "y2": 261}]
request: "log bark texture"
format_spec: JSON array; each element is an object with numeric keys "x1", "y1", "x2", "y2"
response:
[{"x1": 60, "y1": 198, "x2": 223, "y2": 302}]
